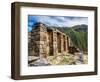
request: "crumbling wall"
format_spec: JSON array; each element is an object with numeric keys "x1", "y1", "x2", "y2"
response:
[{"x1": 28, "y1": 24, "x2": 40, "y2": 56}]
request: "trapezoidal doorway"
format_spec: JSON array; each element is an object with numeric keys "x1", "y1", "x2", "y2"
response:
[
  {"x1": 47, "y1": 29, "x2": 53, "y2": 56},
  {"x1": 57, "y1": 32, "x2": 61, "y2": 53}
]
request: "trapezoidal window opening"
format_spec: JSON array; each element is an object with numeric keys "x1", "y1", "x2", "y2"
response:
[
  {"x1": 47, "y1": 29, "x2": 53, "y2": 56},
  {"x1": 63, "y1": 35, "x2": 66, "y2": 51},
  {"x1": 57, "y1": 32, "x2": 61, "y2": 53}
]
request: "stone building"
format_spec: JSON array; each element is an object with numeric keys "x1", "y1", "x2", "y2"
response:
[{"x1": 28, "y1": 22, "x2": 71, "y2": 58}]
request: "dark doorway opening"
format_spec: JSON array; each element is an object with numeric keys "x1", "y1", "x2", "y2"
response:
[
  {"x1": 47, "y1": 29, "x2": 53, "y2": 56},
  {"x1": 63, "y1": 36, "x2": 66, "y2": 51},
  {"x1": 57, "y1": 32, "x2": 61, "y2": 53}
]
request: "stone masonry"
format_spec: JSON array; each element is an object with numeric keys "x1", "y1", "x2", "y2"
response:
[{"x1": 28, "y1": 22, "x2": 70, "y2": 58}]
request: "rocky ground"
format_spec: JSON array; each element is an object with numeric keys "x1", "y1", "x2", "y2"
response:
[
  {"x1": 47, "y1": 53, "x2": 88, "y2": 65},
  {"x1": 28, "y1": 53, "x2": 88, "y2": 66},
  {"x1": 47, "y1": 54, "x2": 74, "y2": 65}
]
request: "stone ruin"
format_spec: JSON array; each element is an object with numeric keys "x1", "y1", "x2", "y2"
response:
[{"x1": 28, "y1": 22, "x2": 71, "y2": 59}]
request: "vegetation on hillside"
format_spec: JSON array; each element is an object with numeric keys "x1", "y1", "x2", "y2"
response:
[{"x1": 54, "y1": 24, "x2": 88, "y2": 52}]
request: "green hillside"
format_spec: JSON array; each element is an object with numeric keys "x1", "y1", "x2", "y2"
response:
[{"x1": 55, "y1": 24, "x2": 88, "y2": 52}]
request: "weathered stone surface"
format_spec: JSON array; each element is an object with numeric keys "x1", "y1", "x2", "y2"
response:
[
  {"x1": 29, "y1": 58, "x2": 51, "y2": 66},
  {"x1": 74, "y1": 52, "x2": 84, "y2": 64}
]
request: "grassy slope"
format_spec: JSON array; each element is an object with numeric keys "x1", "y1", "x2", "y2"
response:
[{"x1": 56, "y1": 24, "x2": 88, "y2": 52}]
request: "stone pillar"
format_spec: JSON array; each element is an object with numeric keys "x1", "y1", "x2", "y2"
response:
[
  {"x1": 46, "y1": 31, "x2": 49, "y2": 56},
  {"x1": 53, "y1": 31, "x2": 57, "y2": 56},
  {"x1": 68, "y1": 37, "x2": 71, "y2": 47},
  {"x1": 61, "y1": 34, "x2": 64, "y2": 55},
  {"x1": 39, "y1": 25, "x2": 48, "y2": 58},
  {"x1": 65, "y1": 36, "x2": 68, "y2": 53}
]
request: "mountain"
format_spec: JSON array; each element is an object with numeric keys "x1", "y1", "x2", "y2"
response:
[{"x1": 71, "y1": 24, "x2": 87, "y2": 32}]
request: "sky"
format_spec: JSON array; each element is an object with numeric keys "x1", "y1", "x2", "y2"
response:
[{"x1": 28, "y1": 15, "x2": 88, "y2": 32}]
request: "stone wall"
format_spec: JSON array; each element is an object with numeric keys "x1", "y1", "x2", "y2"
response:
[
  {"x1": 28, "y1": 22, "x2": 70, "y2": 58},
  {"x1": 28, "y1": 23, "x2": 41, "y2": 56}
]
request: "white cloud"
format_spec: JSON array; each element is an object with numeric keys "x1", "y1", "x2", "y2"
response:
[
  {"x1": 39, "y1": 16, "x2": 88, "y2": 27},
  {"x1": 65, "y1": 17, "x2": 88, "y2": 27},
  {"x1": 29, "y1": 15, "x2": 88, "y2": 27}
]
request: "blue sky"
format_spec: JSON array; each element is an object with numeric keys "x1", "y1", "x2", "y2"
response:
[{"x1": 28, "y1": 15, "x2": 88, "y2": 32}]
